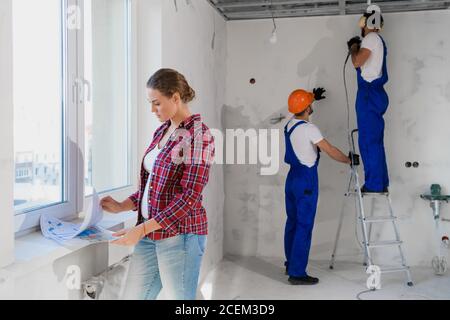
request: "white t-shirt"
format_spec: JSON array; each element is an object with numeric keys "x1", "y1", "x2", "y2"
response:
[
  {"x1": 360, "y1": 32, "x2": 384, "y2": 83},
  {"x1": 287, "y1": 118, "x2": 324, "y2": 168},
  {"x1": 141, "y1": 147, "x2": 160, "y2": 219}
]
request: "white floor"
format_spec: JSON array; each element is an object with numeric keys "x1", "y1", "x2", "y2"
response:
[{"x1": 198, "y1": 255, "x2": 450, "y2": 300}]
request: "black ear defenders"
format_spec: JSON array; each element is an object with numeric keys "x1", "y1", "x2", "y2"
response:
[{"x1": 359, "y1": 11, "x2": 384, "y2": 30}]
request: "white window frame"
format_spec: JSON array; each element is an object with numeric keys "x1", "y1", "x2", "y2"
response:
[{"x1": 14, "y1": 0, "x2": 137, "y2": 236}]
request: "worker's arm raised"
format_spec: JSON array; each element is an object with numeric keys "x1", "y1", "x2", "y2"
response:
[
  {"x1": 316, "y1": 139, "x2": 351, "y2": 164},
  {"x1": 351, "y1": 47, "x2": 371, "y2": 68}
]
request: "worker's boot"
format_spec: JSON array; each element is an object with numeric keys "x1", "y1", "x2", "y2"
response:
[
  {"x1": 361, "y1": 185, "x2": 388, "y2": 194},
  {"x1": 288, "y1": 275, "x2": 319, "y2": 285}
]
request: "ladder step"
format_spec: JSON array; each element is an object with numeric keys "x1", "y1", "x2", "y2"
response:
[
  {"x1": 346, "y1": 191, "x2": 389, "y2": 197},
  {"x1": 379, "y1": 266, "x2": 410, "y2": 274},
  {"x1": 361, "y1": 192, "x2": 390, "y2": 197},
  {"x1": 362, "y1": 216, "x2": 397, "y2": 223},
  {"x1": 367, "y1": 240, "x2": 402, "y2": 248}
]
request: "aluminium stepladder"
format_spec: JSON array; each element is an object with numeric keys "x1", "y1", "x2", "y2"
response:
[{"x1": 329, "y1": 129, "x2": 413, "y2": 287}]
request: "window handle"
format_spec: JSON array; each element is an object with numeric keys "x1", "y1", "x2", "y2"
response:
[
  {"x1": 72, "y1": 78, "x2": 78, "y2": 104},
  {"x1": 72, "y1": 78, "x2": 91, "y2": 104}
]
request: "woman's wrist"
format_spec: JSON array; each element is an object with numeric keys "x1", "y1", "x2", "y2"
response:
[
  {"x1": 142, "y1": 220, "x2": 152, "y2": 236},
  {"x1": 142, "y1": 219, "x2": 162, "y2": 235},
  {"x1": 119, "y1": 198, "x2": 136, "y2": 212},
  {"x1": 142, "y1": 221, "x2": 148, "y2": 236}
]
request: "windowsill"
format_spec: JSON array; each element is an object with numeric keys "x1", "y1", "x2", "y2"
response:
[{"x1": 2, "y1": 211, "x2": 136, "y2": 279}]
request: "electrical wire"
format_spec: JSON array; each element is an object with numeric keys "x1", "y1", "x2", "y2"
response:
[
  {"x1": 343, "y1": 50, "x2": 366, "y2": 252},
  {"x1": 211, "y1": 10, "x2": 216, "y2": 50},
  {"x1": 271, "y1": 13, "x2": 277, "y2": 34},
  {"x1": 270, "y1": 0, "x2": 277, "y2": 34},
  {"x1": 356, "y1": 288, "x2": 376, "y2": 300},
  {"x1": 343, "y1": 51, "x2": 352, "y2": 151}
]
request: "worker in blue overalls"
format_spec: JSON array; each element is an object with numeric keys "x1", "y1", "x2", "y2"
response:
[
  {"x1": 348, "y1": 10, "x2": 389, "y2": 193},
  {"x1": 284, "y1": 88, "x2": 353, "y2": 285}
]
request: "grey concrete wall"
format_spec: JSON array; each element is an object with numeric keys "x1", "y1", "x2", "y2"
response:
[{"x1": 224, "y1": 10, "x2": 450, "y2": 267}]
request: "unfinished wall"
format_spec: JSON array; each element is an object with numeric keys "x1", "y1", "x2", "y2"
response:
[
  {"x1": 224, "y1": 10, "x2": 450, "y2": 267},
  {"x1": 0, "y1": 0, "x2": 15, "y2": 269},
  {"x1": 135, "y1": 0, "x2": 162, "y2": 155},
  {"x1": 161, "y1": 0, "x2": 227, "y2": 283}
]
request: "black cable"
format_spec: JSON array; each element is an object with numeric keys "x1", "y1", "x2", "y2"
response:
[
  {"x1": 343, "y1": 51, "x2": 352, "y2": 151},
  {"x1": 270, "y1": 0, "x2": 276, "y2": 34},
  {"x1": 343, "y1": 51, "x2": 366, "y2": 251},
  {"x1": 356, "y1": 288, "x2": 376, "y2": 300}
]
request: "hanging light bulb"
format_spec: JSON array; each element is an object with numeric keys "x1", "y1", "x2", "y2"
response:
[{"x1": 270, "y1": 28, "x2": 277, "y2": 44}]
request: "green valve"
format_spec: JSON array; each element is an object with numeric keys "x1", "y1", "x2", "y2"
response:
[
  {"x1": 431, "y1": 184, "x2": 442, "y2": 197},
  {"x1": 421, "y1": 184, "x2": 450, "y2": 202}
]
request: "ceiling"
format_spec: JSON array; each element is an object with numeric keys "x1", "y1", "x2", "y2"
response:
[{"x1": 207, "y1": 0, "x2": 450, "y2": 20}]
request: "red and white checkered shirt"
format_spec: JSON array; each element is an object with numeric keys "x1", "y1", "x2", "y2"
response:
[{"x1": 128, "y1": 114, "x2": 215, "y2": 240}]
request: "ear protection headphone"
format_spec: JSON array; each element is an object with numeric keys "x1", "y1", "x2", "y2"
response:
[{"x1": 358, "y1": 11, "x2": 384, "y2": 30}]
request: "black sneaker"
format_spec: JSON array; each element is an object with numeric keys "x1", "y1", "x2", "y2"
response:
[
  {"x1": 361, "y1": 185, "x2": 389, "y2": 194},
  {"x1": 288, "y1": 275, "x2": 319, "y2": 285}
]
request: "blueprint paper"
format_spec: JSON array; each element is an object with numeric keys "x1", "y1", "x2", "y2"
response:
[
  {"x1": 78, "y1": 189, "x2": 103, "y2": 232},
  {"x1": 77, "y1": 225, "x2": 119, "y2": 243},
  {"x1": 40, "y1": 189, "x2": 117, "y2": 244}
]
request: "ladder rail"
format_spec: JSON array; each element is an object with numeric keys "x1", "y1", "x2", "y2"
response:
[
  {"x1": 367, "y1": 197, "x2": 375, "y2": 259},
  {"x1": 354, "y1": 168, "x2": 373, "y2": 266},
  {"x1": 330, "y1": 169, "x2": 354, "y2": 269},
  {"x1": 387, "y1": 195, "x2": 413, "y2": 284}
]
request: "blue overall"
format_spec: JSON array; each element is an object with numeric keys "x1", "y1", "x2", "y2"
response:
[
  {"x1": 356, "y1": 34, "x2": 389, "y2": 192},
  {"x1": 284, "y1": 120, "x2": 320, "y2": 277}
]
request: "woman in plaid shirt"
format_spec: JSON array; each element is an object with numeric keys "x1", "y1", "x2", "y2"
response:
[{"x1": 100, "y1": 69, "x2": 214, "y2": 300}]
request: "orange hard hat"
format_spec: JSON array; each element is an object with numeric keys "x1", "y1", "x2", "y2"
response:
[{"x1": 288, "y1": 89, "x2": 315, "y2": 114}]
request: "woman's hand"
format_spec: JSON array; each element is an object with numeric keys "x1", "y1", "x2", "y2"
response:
[
  {"x1": 111, "y1": 224, "x2": 145, "y2": 246},
  {"x1": 100, "y1": 196, "x2": 124, "y2": 214},
  {"x1": 111, "y1": 219, "x2": 163, "y2": 247}
]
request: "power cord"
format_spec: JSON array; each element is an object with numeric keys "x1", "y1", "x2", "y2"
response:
[
  {"x1": 356, "y1": 288, "x2": 376, "y2": 300},
  {"x1": 343, "y1": 51, "x2": 352, "y2": 150},
  {"x1": 343, "y1": 51, "x2": 367, "y2": 254}
]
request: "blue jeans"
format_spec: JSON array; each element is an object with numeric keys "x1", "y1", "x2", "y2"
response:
[{"x1": 122, "y1": 234, "x2": 206, "y2": 300}]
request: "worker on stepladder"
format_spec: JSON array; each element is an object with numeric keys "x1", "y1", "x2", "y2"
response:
[
  {"x1": 284, "y1": 88, "x2": 355, "y2": 285},
  {"x1": 347, "y1": 8, "x2": 389, "y2": 193}
]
